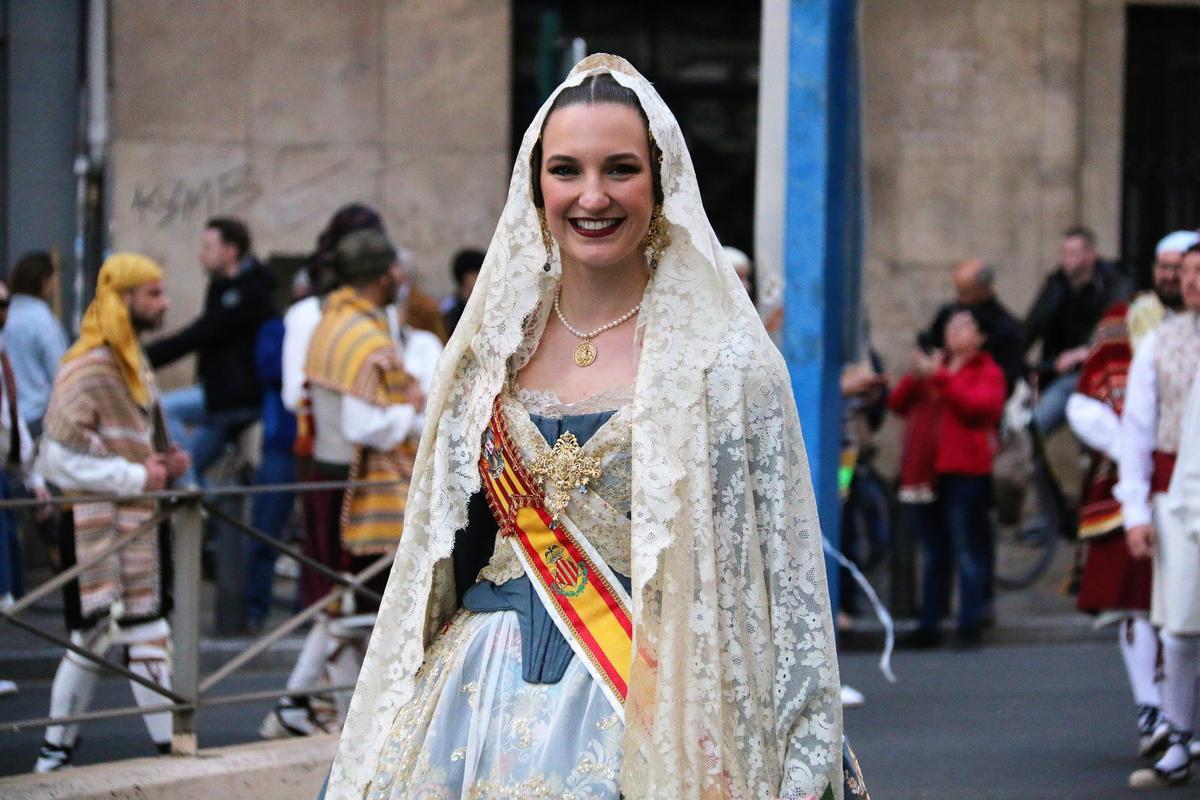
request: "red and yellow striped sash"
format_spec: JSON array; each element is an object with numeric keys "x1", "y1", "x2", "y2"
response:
[{"x1": 478, "y1": 398, "x2": 633, "y2": 715}]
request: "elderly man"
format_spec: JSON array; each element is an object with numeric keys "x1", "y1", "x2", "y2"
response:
[
  {"x1": 1119, "y1": 242, "x2": 1200, "y2": 789},
  {"x1": 265, "y1": 229, "x2": 422, "y2": 737},
  {"x1": 921, "y1": 258, "x2": 1023, "y2": 394},
  {"x1": 1067, "y1": 229, "x2": 1198, "y2": 763},
  {"x1": 32, "y1": 254, "x2": 190, "y2": 772}
]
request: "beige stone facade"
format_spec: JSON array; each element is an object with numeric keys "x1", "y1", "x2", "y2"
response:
[
  {"x1": 110, "y1": 0, "x2": 1199, "y2": 397},
  {"x1": 109, "y1": 0, "x2": 510, "y2": 384},
  {"x1": 860, "y1": 0, "x2": 1199, "y2": 377}
]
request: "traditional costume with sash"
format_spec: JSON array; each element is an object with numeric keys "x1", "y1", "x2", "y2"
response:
[
  {"x1": 1145, "y1": 312, "x2": 1200, "y2": 634},
  {"x1": 40, "y1": 254, "x2": 169, "y2": 626},
  {"x1": 33, "y1": 253, "x2": 178, "y2": 773},
  {"x1": 478, "y1": 393, "x2": 634, "y2": 713},
  {"x1": 1073, "y1": 301, "x2": 1159, "y2": 617},
  {"x1": 304, "y1": 286, "x2": 415, "y2": 556},
  {"x1": 328, "y1": 56, "x2": 845, "y2": 800}
]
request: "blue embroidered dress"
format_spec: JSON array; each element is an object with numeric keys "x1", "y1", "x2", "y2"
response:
[{"x1": 365, "y1": 387, "x2": 633, "y2": 799}]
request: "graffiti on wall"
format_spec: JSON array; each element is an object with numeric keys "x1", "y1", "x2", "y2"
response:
[{"x1": 130, "y1": 165, "x2": 262, "y2": 228}]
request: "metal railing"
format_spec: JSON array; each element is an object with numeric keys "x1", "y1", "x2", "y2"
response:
[{"x1": 0, "y1": 479, "x2": 398, "y2": 756}]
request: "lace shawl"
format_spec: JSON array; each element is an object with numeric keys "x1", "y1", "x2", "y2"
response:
[{"x1": 327, "y1": 54, "x2": 843, "y2": 800}]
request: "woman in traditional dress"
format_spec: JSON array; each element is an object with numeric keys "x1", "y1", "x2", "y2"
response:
[{"x1": 324, "y1": 54, "x2": 856, "y2": 800}]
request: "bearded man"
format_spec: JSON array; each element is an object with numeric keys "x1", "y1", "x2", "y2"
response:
[
  {"x1": 1119, "y1": 241, "x2": 1200, "y2": 789},
  {"x1": 1067, "y1": 230, "x2": 1197, "y2": 764},
  {"x1": 32, "y1": 254, "x2": 190, "y2": 771}
]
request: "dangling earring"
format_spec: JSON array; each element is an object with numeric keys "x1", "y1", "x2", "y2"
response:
[
  {"x1": 644, "y1": 204, "x2": 670, "y2": 270},
  {"x1": 537, "y1": 207, "x2": 554, "y2": 273}
]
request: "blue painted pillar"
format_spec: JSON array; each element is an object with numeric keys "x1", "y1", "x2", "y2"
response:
[{"x1": 780, "y1": 0, "x2": 863, "y2": 609}]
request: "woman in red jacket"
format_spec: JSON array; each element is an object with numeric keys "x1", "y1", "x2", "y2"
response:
[{"x1": 891, "y1": 308, "x2": 1007, "y2": 647}]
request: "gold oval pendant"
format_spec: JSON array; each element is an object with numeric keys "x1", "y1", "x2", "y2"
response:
[{"x1": 573, "y1": 341, "x2": 597, "y2": 367}]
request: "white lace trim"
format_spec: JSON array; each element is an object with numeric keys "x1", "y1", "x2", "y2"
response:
[{"x1": 514, "y1": 384, "x2": 635, "y2": 418}]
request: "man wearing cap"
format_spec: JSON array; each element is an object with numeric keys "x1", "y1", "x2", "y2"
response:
[
  {"x1": 32, "y1": 254, "x2": 190, "y2": 771},
  {"x1": 1067, "y1": 229, "x2": 1198, "y2": 766},
  {"x1": 264, "y1": 229, "x2": 422, "y2": 737},
  {"x1": 1119, "y1": 240, "x2": 1200, "y2": 788}
]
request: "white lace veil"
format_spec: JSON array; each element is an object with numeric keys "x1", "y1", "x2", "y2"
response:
[{"x1": 327, "y1": 54, "x2": 843, "y2": 800}]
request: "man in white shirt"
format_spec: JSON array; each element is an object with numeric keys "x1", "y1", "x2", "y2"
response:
[
  {"x1": 1066, "y1": 230, "x2": 1196, "y2": 760},
  {"x1": 31, "y1": 254, "x2": 190, "y2": 771},
  {"x1": 1118, "y1": 243, "x2": 1200, "y2": 788}
]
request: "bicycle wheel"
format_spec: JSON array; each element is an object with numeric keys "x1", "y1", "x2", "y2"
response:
[
  {"x1": 993, "y1": 510, "x2": 1059, "y2": 590},
  {"x1": 992, "y1": 426, "x2": 1066, "y2": 590}
]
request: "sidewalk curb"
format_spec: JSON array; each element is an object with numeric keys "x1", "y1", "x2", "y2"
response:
[{"x1": 0, "y1": 734, "x2": 335, "y2": 800}]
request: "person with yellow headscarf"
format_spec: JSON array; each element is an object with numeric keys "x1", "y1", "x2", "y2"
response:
[{"x1": 31, "y1": 253, "x2": 191, "y2": 772}]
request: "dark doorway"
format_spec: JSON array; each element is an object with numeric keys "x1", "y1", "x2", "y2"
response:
[
  {"x1": 1122, "y1": 5, "x2": 1200, "y2": 285},
  {"x1": 511, "y1": 2, "x2": 761, "y2": 255}
]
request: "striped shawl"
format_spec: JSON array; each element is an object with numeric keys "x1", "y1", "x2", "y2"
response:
[
  {"x1": 42, "y1": 346, "x2": 164, "y2": 622},
  {"x1": 305, "y1": 288, "x2": 415, "y2": 555}
]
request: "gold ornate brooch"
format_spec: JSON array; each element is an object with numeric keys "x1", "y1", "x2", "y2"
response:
[{"x1": 529, "y1": 432, "x2": 602, "y2": 520}]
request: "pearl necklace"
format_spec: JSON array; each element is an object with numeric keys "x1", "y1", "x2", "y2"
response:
[{"x1": 553, "y1": 285, "x2": 641, "y2": 367}]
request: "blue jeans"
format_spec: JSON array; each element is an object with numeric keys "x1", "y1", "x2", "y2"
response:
[
  {"x1": 1033, "y1": 370, "x2": 1079, "y2": 434},
  {"x1": 244, "y1": 448, "x2": 296, "y2": 625},
  {"x1": 0, "y1": 472, "x2": 25, "y2": 599},
  {"x1": 161, "y1": 385, "x2": 261, "y2": 485},
  {"x1": 913, "y1": 475, "x2": 994, "y2": 634}
]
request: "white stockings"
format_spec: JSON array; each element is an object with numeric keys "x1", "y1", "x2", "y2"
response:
[
  {"x1": 1156, "y1": 632, "x2": 1198, "y2": 773},
  {"x1": 1120, "y1": 617, "x2": 1162, "y2": 709},
  {"x1": 38, "y1": 618, "x2": 173, "y2": 771}
]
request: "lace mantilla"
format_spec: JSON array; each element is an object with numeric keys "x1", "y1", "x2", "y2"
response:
[{"x1": 329, "y1": 54, "x2": 843, "y2": 800}]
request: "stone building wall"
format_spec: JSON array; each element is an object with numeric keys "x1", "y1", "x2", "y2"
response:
[
  {"x1": 109, "y1": 0, "x2": 510, "y2": 386},
  {"x1": 864, "y1": 0, "x2": 1081, "y2": 376},
  {"x1": 860, "y1": 0, "x2": 1198, "y2": 382}
]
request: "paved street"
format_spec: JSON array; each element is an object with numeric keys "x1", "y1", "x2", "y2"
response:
[
  {"x1": 841, "y1": 641, "x2": 1153, "y2": 799},
  {"x1": 0, "y1": 640, "x2": 1172, "y2": 797}
]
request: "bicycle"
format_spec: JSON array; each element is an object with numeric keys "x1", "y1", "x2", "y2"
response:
[{"x1": 991, "y1": 379, "x2": 1075, "y2": 590}]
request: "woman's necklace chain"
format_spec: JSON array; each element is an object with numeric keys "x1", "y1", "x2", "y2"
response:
[{"x1": 554, "y1": 284, "x2": 641, "y2": 368}]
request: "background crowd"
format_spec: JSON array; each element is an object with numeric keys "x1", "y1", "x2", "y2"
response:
[{"x1": 3, "y1": 212, "x2": 1200, "y2": 786}]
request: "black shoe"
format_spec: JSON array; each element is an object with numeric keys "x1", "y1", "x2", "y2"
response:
[
  {"x1": 1130, "y1": 728, "x2": 1193, "y2": 789},
  {"x1": 34, "y1": 740, "x2": 73, "y2": 773},
  {"x1": 899, "y1": 628, "x2": 943, "y2": 649},
  {"x1": 1138, "y1": 705, "x2": 1170, "y2": 759}
]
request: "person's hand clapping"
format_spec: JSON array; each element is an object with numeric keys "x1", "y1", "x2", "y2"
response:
[{"x1": 912, "y1": 349, "x2": 944, "y2": 377}]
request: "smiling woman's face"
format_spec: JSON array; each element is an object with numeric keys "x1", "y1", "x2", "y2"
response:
[{"x1": 538, "y1": 102, "x2": 654, "y2": 274}]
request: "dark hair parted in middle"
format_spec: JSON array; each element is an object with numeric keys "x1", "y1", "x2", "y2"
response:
[{"x1": 530, "y1": 73, "x2": 663, "y2": 209}]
